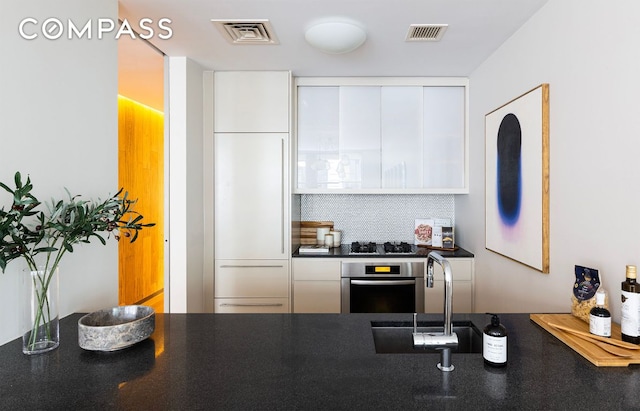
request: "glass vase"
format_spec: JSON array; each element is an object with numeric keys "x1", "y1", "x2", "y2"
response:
[{"x1": 22, "y1": 267, "x2": 59, "y2": 355}]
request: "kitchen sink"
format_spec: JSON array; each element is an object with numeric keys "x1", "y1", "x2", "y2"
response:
[{"x1": 371, "y1": 320, "x2": 483, "y2": 354}]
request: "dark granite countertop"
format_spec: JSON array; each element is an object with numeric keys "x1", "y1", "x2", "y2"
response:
[
  {"x1": 293, "y1": 244, "x2": 474, "y2": 258},
  {"x1": 2, "y1": 312, "x2": 639, "y2": 410}
]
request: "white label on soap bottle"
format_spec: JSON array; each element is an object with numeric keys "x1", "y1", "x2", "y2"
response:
[
  {"x1": 621, "y1": 291, "x2": 640, "y2": 337},
  {"x1": 483, "y1": 334, "x2": 507, "y2": 363}
]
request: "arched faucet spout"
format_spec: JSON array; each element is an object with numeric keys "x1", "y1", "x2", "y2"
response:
[{"x1": 427, "y1": 251, "x2": 454, "y2": 336}]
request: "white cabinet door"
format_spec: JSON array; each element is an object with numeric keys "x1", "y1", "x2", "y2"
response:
[
  {"x1": 296, "y1": 86, "x2": 339, "y2": 189},
  {"x1": 424, "y1": 258, "x2": 474, "y2": 313},
  {"x1": 293, "y1": 281, "x2": 341, "y2": 313},
  {"x1": 451, "y1": 281, "x2": 473, "y2": 313},
  {"x1": 423, "y1": 87, "x2": 465, "y2": 189},
  {"x1": 381, "y1": 87, "x2": 423, "y2": 189},
  {"x1": 292, "y1": 259, "x2": 341, "y2": 313},
  {"x1": 214, "y1": 71, "x2": 290, "y2": 133},
  {"x1": 215, "y1": 133, "x2": 287, "y2": 259},
  {"x1": 339, "y1": 87, "x2": 381, "y2": 189},
  {"x1": 296, "y1": 86, "x2": 381, "y2": 189}
]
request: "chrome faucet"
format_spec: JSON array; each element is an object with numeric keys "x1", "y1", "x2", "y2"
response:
[
  {"x1": 427, "y1": 251, "x2": 454, "y2": 337},
  {"x1": 413, "y1": 251, "x2": 458, "y2": 371}
]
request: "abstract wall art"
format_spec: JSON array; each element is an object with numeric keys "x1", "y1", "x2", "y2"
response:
[{"x1": 485, "y1": 84, "x2": 549, "y2": 273}]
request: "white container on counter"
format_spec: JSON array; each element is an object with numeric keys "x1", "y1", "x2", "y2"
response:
[
  {"x1": 324, "y1": 234, "x2": 334, "y2": 247},
  {"x1": 316, "y1": 227, "x2": 330, "y2": 244},
  {"x1": 329, "y1": 230, "x2": 341, "y2": 247}
]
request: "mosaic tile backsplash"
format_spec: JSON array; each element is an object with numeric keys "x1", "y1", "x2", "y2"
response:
[{"x1": 300, "y1": 194, "x2": 454, "y2": 243}]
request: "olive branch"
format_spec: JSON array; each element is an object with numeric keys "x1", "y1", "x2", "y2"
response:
[
  {"x1": 0, "y1": 171, "x2": 154, "y2": 352},
  {"x1": 0, "y1": 172, "x2": 154, "y2": 273}
]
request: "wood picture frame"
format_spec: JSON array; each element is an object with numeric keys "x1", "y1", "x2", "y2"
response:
[{"x1": 485, "y1": 84, "x2": 549, "y2": 273}]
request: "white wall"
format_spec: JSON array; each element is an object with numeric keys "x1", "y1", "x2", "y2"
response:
[
  {"x1": 168, "y1": 56, "x2": 205, "y2": 313},
  {"x1": 457, "y1": 0, "x2": 640, "y2": 320},
  {"x1": 0, "y1": 0, "x2": 118, "y2": 344}
]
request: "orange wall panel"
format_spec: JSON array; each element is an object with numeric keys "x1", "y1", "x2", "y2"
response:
[{"x1": 118, "y1": 96, "x2": 164, "y2": 307}]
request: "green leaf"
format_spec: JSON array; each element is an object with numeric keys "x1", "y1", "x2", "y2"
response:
[
  {"x1": 95, "y1": 234, "x2": 106, "y2": 245},
  {"x1": 33, "y1": 246, "x2": 58, "y2": 252},
  {"x1": 14, "y1": 172, "x2": 22, "y2": 189},
  {"x1": 0, "y1": 174, "x2": 155, "y2": 273},
  {"x1": 0, "y1": 181, "x2": 12, "y2": 194}
]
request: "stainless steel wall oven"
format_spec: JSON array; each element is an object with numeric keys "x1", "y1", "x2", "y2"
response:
[{"x1": 341, "y1": 261, "x2": 425, "y2": 313}]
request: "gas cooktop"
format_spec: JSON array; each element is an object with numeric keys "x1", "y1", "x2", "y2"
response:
[
  {"x1": 295, "y1": 242, "x2": 473, "y2": 259},
  {"x1": 349, "y1": 241, "x2": 417, "y2": 255}
]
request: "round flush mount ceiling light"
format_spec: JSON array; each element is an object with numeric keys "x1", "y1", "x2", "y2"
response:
[{"x1": 304, "y1": 19, "x2": 367, "y2": 54}]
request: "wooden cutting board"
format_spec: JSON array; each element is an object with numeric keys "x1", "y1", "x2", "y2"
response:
[
  {"x1": 300, "y1": 221, "x2": 334, "y2": 245},
  {"x1": 531, "y1": 313, "x2": 640, "y2": 367}
]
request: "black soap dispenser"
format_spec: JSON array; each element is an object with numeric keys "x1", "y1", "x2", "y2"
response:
[{"x1": 483, "y1": 313, "x2": 507, "y2": 367}]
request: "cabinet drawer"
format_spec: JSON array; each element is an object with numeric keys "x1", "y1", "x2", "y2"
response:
[
  {"x1": 215, "y1": 260, "x2": 289, "y2": 298},
  {"x1": 214, "y1": 298, "x2": 289, "y2": 313},
  {"x1": 293, "y1": 281, "x2": 341, "y2": 313},
  {"x1": 293, "y1": 259, "x2": 341, "y2": 281},
  {"x1": 431, "y1": 258, "x2": 473, "y2": 281}
]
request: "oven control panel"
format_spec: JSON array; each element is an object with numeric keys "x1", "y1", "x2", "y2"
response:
[{"x1": 341, "y1": 261, "x2": 424, "y2": 278}]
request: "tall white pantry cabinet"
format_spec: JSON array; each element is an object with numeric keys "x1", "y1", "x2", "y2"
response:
[{"x1": 213, "y1": 71, "x2": 291, "y2": 313}]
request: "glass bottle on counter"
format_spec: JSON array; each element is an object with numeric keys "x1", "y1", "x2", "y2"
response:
[
  {"x1": 483, "y1": 313, "x2": 507, "y2": 367},
  {"x1": 589, "y1": 289, "x2": 611, "y2": 337},
  {"x1": 621, "y1": 265, "x2": 640, "y2": 344}
]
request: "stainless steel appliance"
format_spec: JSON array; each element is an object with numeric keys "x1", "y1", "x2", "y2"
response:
[
  {"x1": 349, "y1": 242, "x2": 380, "y2": 255},
  {"x1": 341, "y1": 260, "x2": 425, "y2": 313},
  {"x1": 349, "y1": 241, "x2": 417, "y2": 255}
]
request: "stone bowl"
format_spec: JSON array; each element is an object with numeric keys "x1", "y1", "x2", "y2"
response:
[{"x1": 78, "y1": 305, "x2": 155, "y2": 351}]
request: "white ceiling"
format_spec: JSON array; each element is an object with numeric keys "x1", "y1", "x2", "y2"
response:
[{"x1": 117, "y1": 0, "x2": 548, "y2": 108}]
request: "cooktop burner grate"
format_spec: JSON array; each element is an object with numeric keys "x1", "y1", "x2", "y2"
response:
[
  {"x1": 350, "y1": 242, "x2": 379, "y2": 254},
  {"x1": 383, "y1": 241, "x2": 415, "y2": 254},
  {"x1": 348, "y1": 241, "x2": 417, "y2": 255}
]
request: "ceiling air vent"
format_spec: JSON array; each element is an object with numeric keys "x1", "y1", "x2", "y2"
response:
[
  {"x1": 405, "y1": 24, "x2": 448, "y2": 42},
  {"x1": 211, "y1": 19, "x2": 279, "y2": 44}
]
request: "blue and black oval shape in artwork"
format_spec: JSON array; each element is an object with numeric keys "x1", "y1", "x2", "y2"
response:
[{"x1": 496, "y1": 113, "x2": 522, "y2": 226}]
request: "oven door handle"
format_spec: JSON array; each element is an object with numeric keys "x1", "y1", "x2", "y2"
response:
[{"x1": 350, "y1": 279, "x2": 415, "y2": 286}]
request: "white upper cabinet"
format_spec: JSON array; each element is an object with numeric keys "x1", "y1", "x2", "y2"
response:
[
  {"x1": 214, "y1": 71, "x2": 290, "y2": 133},
  {"x1": 381, "y1": 87, "x2": 423, "y2": 189},
  {"x1": 295, "y1": 77, "x2": 468, "y2": 194},
  {"x1": 423, "y1": 86, "x2": 466, "y2": 189},
  {"x1": 340, "y1": 87, "x2": 381, "y2": 189}
]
